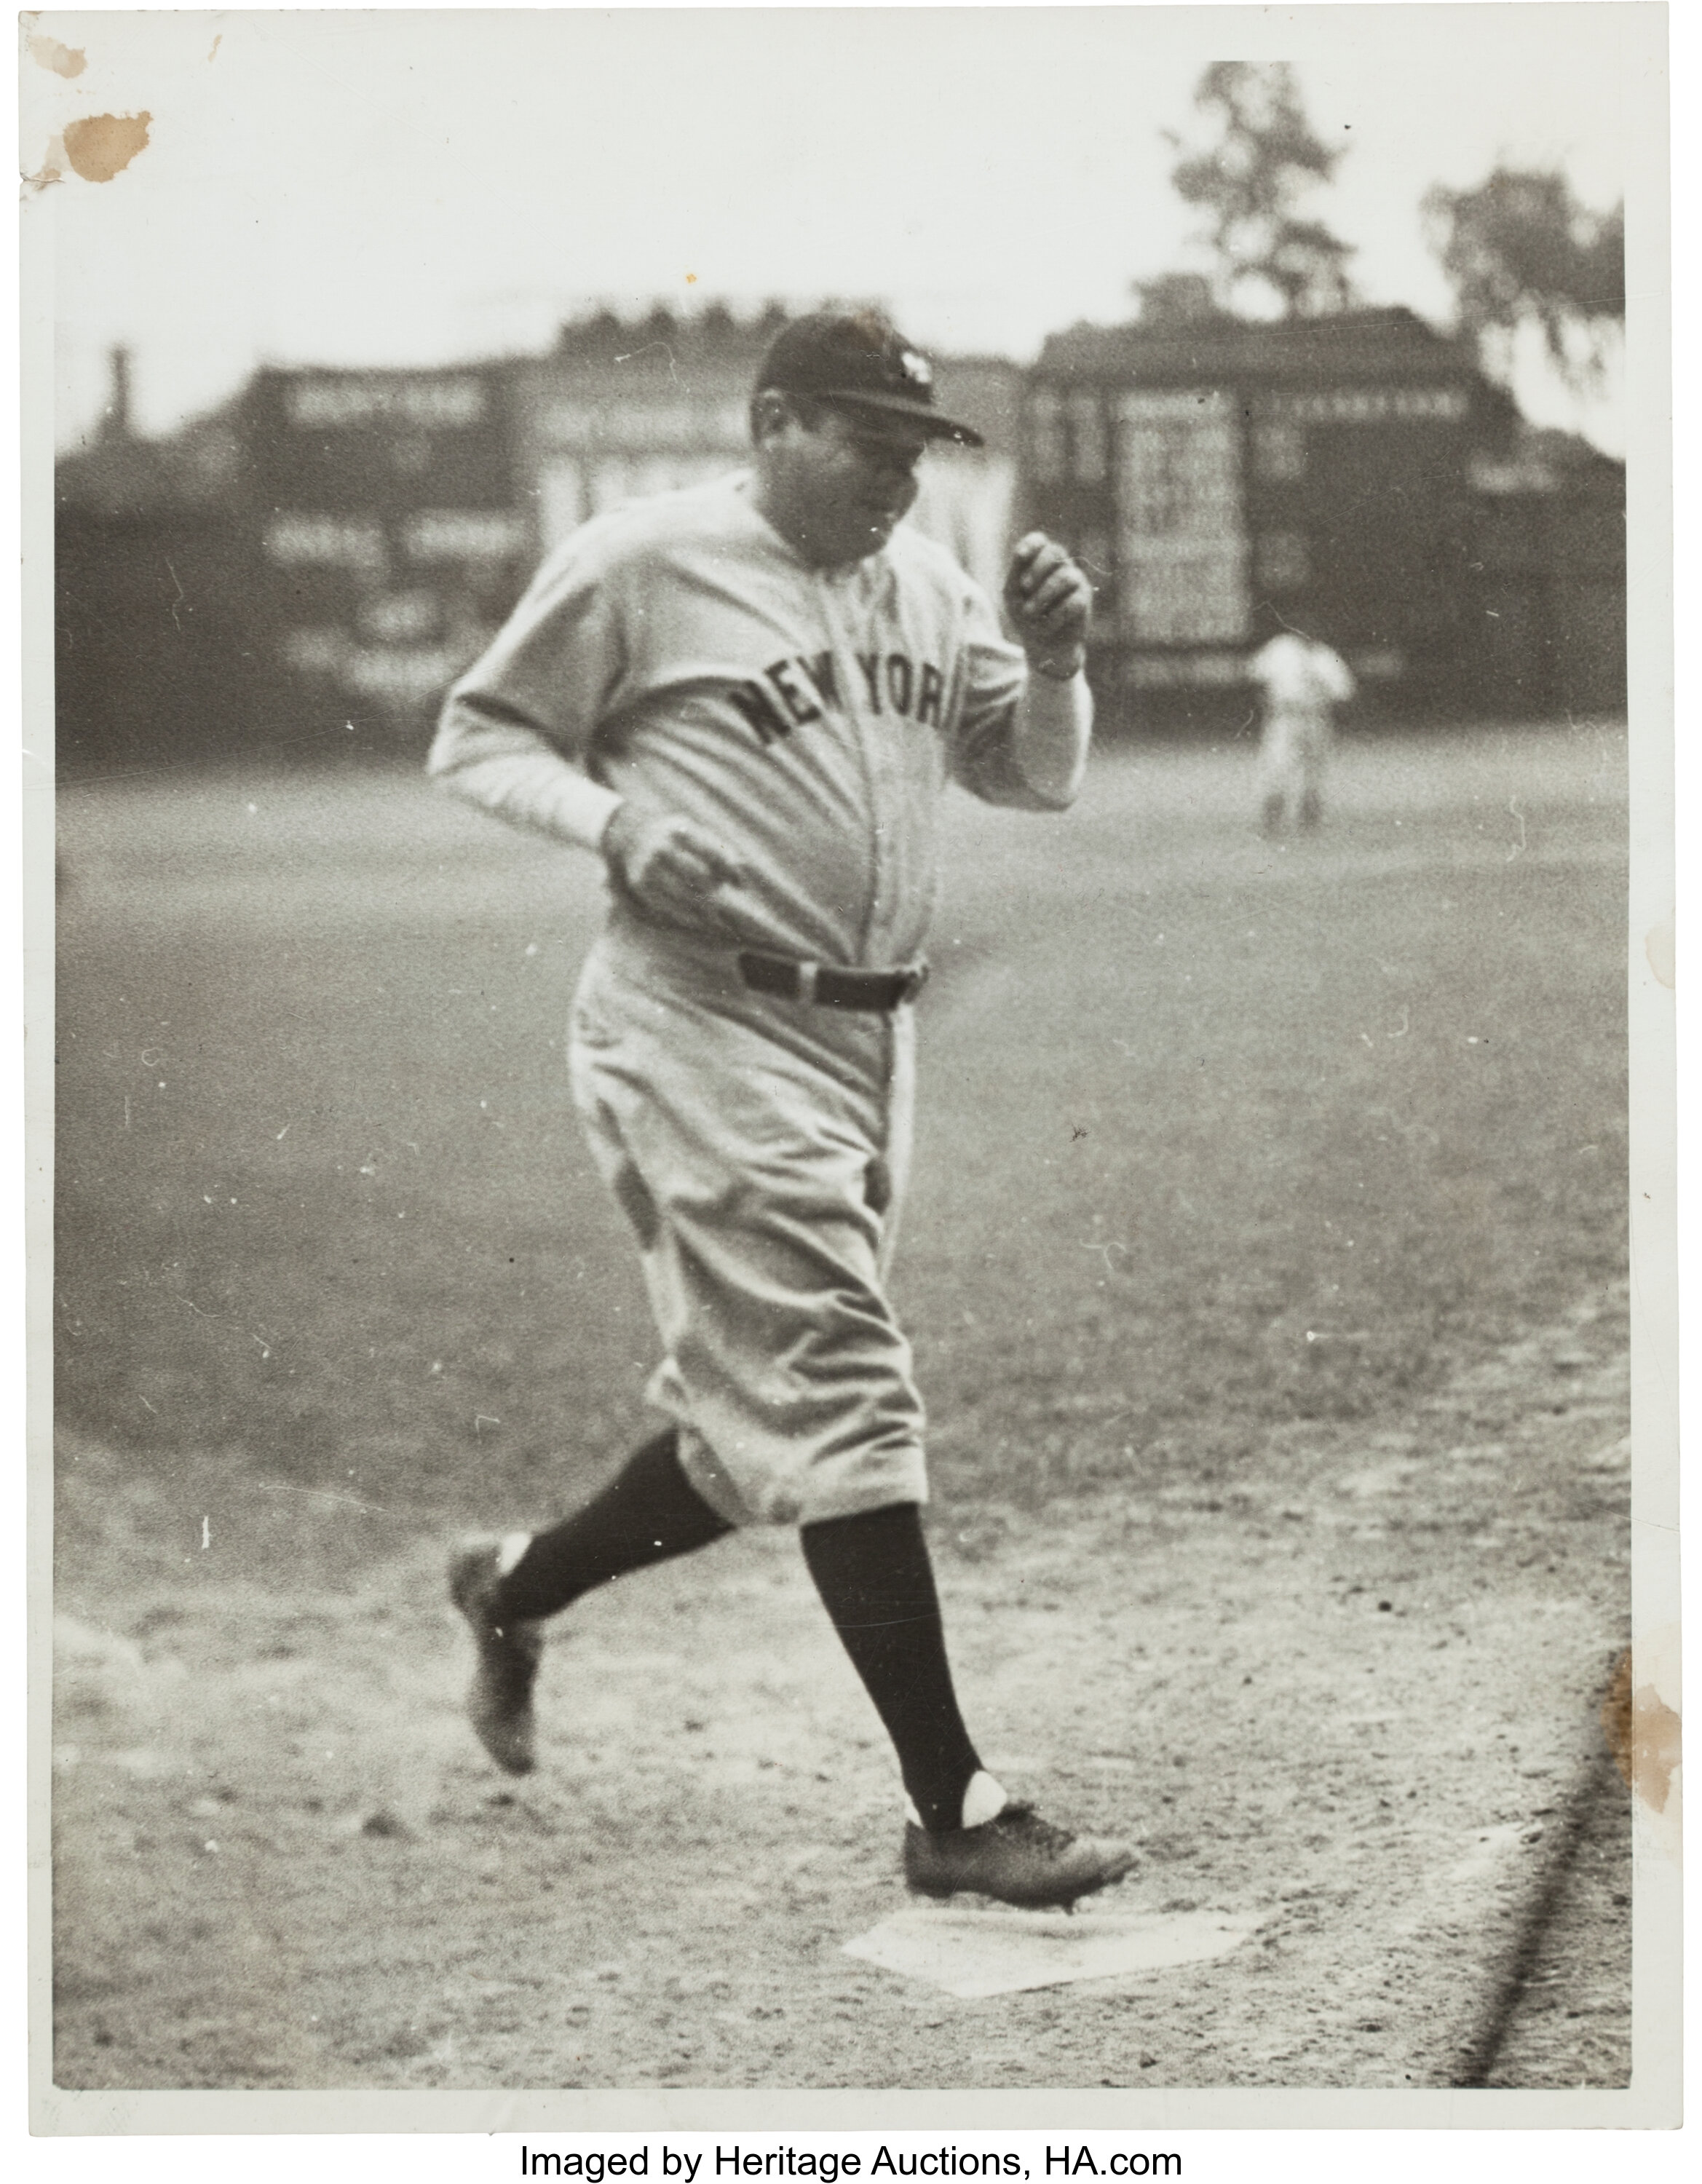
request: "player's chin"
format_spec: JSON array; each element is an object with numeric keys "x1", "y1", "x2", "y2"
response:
[{"x1": 857, "y1": 508, "x2": 906, "y2": 552}]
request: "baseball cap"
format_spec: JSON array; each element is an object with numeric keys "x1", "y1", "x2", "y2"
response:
[{"x1": 755, "y1": 309, "x2": 985, "y2": 447}]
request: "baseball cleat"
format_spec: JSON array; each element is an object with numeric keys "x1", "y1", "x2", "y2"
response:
[
  {"x1": 448, "y1": 1536, "x2": 545, "y2": 1775},
  {"x1": 903, "y1": 1804, "x2": 1136, "y2": 1910}
]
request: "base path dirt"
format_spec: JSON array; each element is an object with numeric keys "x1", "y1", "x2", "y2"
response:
[{"x1": 52, "y1": 1283, "x2": 1631, "y2": 2093}]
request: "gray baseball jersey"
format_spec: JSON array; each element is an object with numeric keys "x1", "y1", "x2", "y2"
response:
[{"x1": 433, "y1": 470, "x2": 1072, "y2": 964}]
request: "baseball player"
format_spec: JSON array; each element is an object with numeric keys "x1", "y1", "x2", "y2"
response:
[
  {"x1": 429, "y1": 308, "x2": 1134, "y2": 1910},
  {"x1": 1248, "y1": 617, "x2": 1356, "y2": 834}
]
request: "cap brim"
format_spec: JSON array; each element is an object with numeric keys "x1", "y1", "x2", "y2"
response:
[{"x1": 815, "y1": 388, "x2": 986, "y2": 448}]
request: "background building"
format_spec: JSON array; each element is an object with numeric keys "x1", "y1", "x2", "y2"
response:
[
  {"x1": 56, "y1": 352, "x2": 527, "y2": 769},
  {"x1": 55, "y1": 349, "x2": 275, "y2": 774},
  {"x1": 507, "y1": 305, "x2": 762, "y2": 558},
  {"x1": 242, "y1": 362, "x2": 530, "y2": 732},
  {"x1": 55, "y1": 305, "x2": 1623, "y2": 773},
  {"x1": 1021, "y1": 305, "x2": 1625, "y2": 724},
  {"x1": 1467, "y1": 424, "x2": 1628, "y2": 719},
  {"x1": 55, "y1": 311, "x2": 1023, "y2": 772}
]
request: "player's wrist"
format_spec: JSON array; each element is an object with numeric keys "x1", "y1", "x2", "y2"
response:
[
  {"x1": 600, "y1": 800, "x2": 636, "y2": 857},
  {"x1": 600, "y1": 801, "x2": 647, "y2": 890},
  {"x1": 1029, "y1": 645, "x2": 1086, "y2": 682}
]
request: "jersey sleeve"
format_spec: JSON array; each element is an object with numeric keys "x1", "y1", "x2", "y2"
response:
[
  {"x1": 427, "y1": 525, "x2": 631, "y2": 849},
  {"x1": 946, "y1": 579, "x2": 1058, "y2": 810}
]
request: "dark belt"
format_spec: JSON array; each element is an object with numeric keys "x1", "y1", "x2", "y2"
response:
[{"x1": 736, "y1": 951, "x2": 929, "y2": 1012}]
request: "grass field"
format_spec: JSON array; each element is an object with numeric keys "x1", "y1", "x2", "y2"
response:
[
  {"x1": 50, "y1": 722, "x2": 1634, "y2": 2093},
  {"x1": 55, "y1": 726, "x2": 1628, "y2": 1556}
]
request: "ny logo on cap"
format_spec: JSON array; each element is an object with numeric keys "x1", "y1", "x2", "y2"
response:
[{"x1": 898, "y1": 349, "x2": 933, "y2": 391}]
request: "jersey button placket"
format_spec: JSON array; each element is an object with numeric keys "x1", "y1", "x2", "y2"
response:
[
  {"x1": 856, "y1": 567, "x2": 905, "y2": 966},
  {"x1": 820, "y1": 569, "x2": 886, "y2": 966}
]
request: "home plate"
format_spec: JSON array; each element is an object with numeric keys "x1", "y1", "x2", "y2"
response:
[{"x1": 842, "y1": 1904, "x2": 1263, "y2": 1999}]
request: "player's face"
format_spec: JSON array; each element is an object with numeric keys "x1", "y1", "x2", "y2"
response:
[{"x1": 759, "y1": 403, "x2": 931, "y2": 566}]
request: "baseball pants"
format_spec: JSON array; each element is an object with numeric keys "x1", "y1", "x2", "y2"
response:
[
  {"x1": 568, "y1": 926, "x2": 927, "y2": 1530},
  {"x1": 1258, "y1": 709, "x2": 1332, "y2": 815}
]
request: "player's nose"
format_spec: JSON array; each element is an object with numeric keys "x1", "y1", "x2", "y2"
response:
[{"x1": 863, "y1": 439, "x2": 925, "y2": 481}]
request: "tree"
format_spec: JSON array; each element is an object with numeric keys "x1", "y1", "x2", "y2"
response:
[
  {"x1": 1422, "y1": 167, "x2": 1623, "y2": 394},
  {"x1": 1165, "y1": 62, "x2": 1356, "y2": 317}
]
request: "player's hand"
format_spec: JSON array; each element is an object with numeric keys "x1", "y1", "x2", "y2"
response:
[
  {"x1": 1004, "y1": 532, "x2": 1092, "y2": 679},
  {"x1": 601, "y1": 804, "x2": 748, "y2": 927}
]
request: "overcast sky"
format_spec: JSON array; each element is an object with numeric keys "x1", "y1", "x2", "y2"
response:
[{"x1": 26, "y1": 4, "x2": 1652, "y2": 456}]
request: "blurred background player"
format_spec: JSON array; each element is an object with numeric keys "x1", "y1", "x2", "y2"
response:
[
  {"x1": 1248, "y1": 616, "x2": 1357, "y2": 835},
  {"x1": 428, "y1": 309, "x2": 1136, "y2": 1910}
]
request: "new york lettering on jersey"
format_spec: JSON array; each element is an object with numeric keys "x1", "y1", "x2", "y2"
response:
[{"x1": 728, "y1": 648, "x2": 949, "y2": 747}]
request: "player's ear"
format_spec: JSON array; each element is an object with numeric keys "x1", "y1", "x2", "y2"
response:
[{"x1": 751, "y1": 388, "x2": 793, "y2": 448}]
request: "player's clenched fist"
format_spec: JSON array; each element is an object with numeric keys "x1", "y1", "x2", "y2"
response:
[
  {"x1": 1003, "y1": 532, "x2": 1092, "y2": 680},
  {"x1": 601, "y1": 803, "x2": 748, "y2": 927}
]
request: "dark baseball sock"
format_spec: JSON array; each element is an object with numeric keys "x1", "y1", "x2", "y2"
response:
[
  {"x1": 799, "y1": 1501, "x2": 985, "y2": 1835},
  {"x1": 494, "y1": 1427, "x2": 732, "y2": 1622}
]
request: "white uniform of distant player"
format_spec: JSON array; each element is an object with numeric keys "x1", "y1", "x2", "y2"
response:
[
  {"x1": 1248, "y1": 630, "x2": 1355, "y2": 833},
  {"x1": 429, "y1": 469, "x2": 1087, "y2": 1531}
]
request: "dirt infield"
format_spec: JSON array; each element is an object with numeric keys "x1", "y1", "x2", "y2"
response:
[{"x1": 50, "y1": 726, "x2": 1632, "y2": 2092}]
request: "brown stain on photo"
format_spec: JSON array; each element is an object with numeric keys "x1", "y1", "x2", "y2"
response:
[
  {"x1": 62, "y1": 111, "x2": 152, "y2": 183},
  {"x1": 28, "y1": 33, "x2": 87, "y2": 79},
  {"x1": 1602, "y1": 1647, "x2": 1681, "y2": 1812}
]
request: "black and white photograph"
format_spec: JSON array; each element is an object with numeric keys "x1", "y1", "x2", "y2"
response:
[{"x1": 26, "y1": 0, "x2": 1679, "y2": 2134}]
